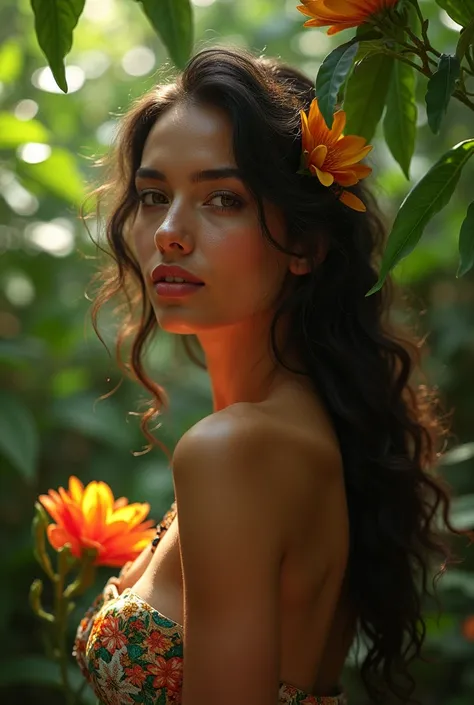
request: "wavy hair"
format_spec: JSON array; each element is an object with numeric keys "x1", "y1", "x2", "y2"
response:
[{"x1": 85, "y1": 46, "x2": 466, "y2": 704}]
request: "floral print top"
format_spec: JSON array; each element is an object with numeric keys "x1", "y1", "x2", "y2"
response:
[{"x1": 73, "y1": 504, "x2": 348, "y2": 705}]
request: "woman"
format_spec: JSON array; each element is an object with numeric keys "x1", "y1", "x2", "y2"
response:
[{"x1": 74, "y1": 46, "x2": 457, "y2": 705}]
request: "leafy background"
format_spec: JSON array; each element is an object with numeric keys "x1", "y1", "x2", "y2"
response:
[{"x1": 0, "y1": 0, "x2": 473, "y2": 703}]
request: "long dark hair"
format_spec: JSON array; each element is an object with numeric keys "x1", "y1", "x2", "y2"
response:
[{"x1": 86, "y1": 46, "x2": 465, "y2": 703}]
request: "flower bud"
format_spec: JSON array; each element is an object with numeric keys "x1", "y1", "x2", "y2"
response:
[
  {"x1": 32, "y1": 503, "x2": 55, "y2": 581},
  {"x1": 29, "y1": 578, "x2": 54, "y2": 623}
]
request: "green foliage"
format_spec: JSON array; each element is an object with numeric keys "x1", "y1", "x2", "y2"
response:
[
  {"x1": 30, "y1": 0, "x2": 86, "y2": 93},
  {"x1": 435, "y1": 0, "x2": 474, "y2": 28},
  {"x1": 315, "y1": 40, "x2": 361, "y2": 129},
  {"x1": 383, "y1": 61, "x2": 417, "y2": 179},
  {"x1": 368, "y1": 139, "x2": 474, "y2": 294},
  {"x1": 137, "y1": 0, "x2": 194, "y2": 70},
  {"x1": 0, "y1": 112, "x2": 50, "y2": 147},
  {"x1": 456, "y1": 16, "x2": 474, "y2": 61},
  {"x1": 344, "y1": 53, "x2": 394, "y2": 142},
  {"x1": 425, "y1": 54, "x2": 461, "y2": 134},
  {"x1": 17, "y1": 147, "x2": 85, "y2": 204},
  {"x1": 0, "y1": 39, "x2": 23, "y2": 83},
  {"x1": 0, "y1": 391, "x2": 39, "y2": 481}
]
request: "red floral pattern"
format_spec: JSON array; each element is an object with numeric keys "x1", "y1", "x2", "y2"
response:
[{"x1": 74, "y1": 504, "x2": 348, "y2": 705}]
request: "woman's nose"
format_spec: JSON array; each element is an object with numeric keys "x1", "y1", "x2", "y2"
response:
[{"x1": 154, "y1": 203, "x2": 193, "y2": 254}]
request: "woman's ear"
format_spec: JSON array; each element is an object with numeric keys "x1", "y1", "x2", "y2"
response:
[
  {"x1": 288, "y1": 237, "x2": 327, "y2": 276},
  {"x1": 288, "y1": 254, "x2": 311, "y2": 276}
]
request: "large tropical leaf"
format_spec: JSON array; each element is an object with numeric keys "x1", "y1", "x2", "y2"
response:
[
  {"x1": 30, "y1": 0, "x2": 86, "y2": 93},
  {"x1": 435, "y1": 0, "x2": 474, "y2": 27},
  {"x1": 344, "y1": 53, "x2": 394, "y2": 142},
  {"x1": 137, "y1": 0, "x2": 194, "y2": 70},
  {"x1": 425, "y1": 54, "x2": 460, "y2": 135},
  {"x1": 383, "y1": 61, "x2": 417, "y2": 179},
  {"x1": 316, "y1": 28, "x2": 381, "y2": 129},
  {"x1": 367, "y1": 139, "x2": 474, "y2": 295}
]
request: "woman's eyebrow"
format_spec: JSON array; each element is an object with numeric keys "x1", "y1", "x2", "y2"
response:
[{"x1": 135, "y1": 166, "x2": 243, "y2": 183}]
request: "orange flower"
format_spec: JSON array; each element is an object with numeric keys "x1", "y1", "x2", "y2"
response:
[
  {"x1": 39, "y1": 476, "x2": 155, "y2": 567},
  {"x1": 300, "y1": 97, "x2": 372, "y2": 211},
  {"x1": 297, "y1": 0, "x2": 399, "y2": 35}
]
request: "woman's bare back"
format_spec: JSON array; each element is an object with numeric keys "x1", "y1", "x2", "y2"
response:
[{"x1": 130, "y1": 381, "x2": 355, "y2": 695}]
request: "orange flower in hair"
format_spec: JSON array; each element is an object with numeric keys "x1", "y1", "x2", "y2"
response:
[
  {"x1": 300, "y1": 97, "x2": 373, "y2": 212},
  {"x1": 297, "y1": 0, "x2": 399, "y2": 35},
  {"x1": 39, "y1": 476, "x2": 155, "y2": 567}
]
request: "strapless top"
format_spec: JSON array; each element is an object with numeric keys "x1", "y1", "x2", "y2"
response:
[{"x1": 73, "y1": 503, "x2": 347, "y2": 705}]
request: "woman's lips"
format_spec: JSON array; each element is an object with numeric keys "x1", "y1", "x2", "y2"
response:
[{"x1": 154, "y1": 282, "x2": 205, "y2": 298}]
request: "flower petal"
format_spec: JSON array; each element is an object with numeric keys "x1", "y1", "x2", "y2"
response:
[
  {"x1": 349, "y1": 163, "x2": 372, "y2": 179},
  {"x1": 330, "y1": 169, "x2": 359, "y2": 186},
  {"x1": 330, "y1": 110, "x2": 346, "y2": 141},
  {"x1": 47, "y1": 524, "x2": 81, "y2": 557},
  {"x1": 339, "y1": 189, "x2": 367, "y2": 211},
  {"x1": 68, "y1": 476, "x2": 84, "y2": 503},
  {"x1": 334, "y1": 134, "x2": 368, "y2": 152},
  {"x1": 39, "y1": 494, "x2": 62, "y2": 524},
  {"x1": 327, "y1": 22, "x2": 361, "y2": 34},
  {"x1": 335, "y1": 145, "x2": 373, "y2": 167},
  {"x1": 309, "y1": 144, "x2": 328, "y2": 169},
  {"x1": 111, "y1": 502, "x2": 151, "y2": 528},
  {"x1": 300, "y1": 109, "x2": 314, "y2": 154},
  {"x1": 311, "y1": 165, "x2": 335, "y2": 186}
]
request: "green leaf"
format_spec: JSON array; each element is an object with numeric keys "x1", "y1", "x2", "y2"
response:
[
  {"x1": 353, "y1": 38, "x2": 385, "y2": 63},
  {"x1": 17, "y1": 147, "x2": 84, "y2": 205},
  {"x1": 336, "y1": 28, "x2": 386, "y2": 104},
  {"x1": 425, "y1": 54, "x2": 461, "y2": 135},
  {"x1": 367, "y1": 139, "x2": 474, "y2": 295},
  {"x1": 383, "y1": 61, "x2": 417, "y2": 179},
  {"x1": 456, "y1": 16, "x2": 474, "y2": 60},
  {"x1": 0, "y1": 391, "x2": 39, "y2": 481},
  {"x1": 435, "y1": 0, "x2": 474, "y2": 28},
  {"x1": 0, "y1": 113, "x2": 50, "y2": 149},
  {"x1": 137, "y1": 0, "x2": 194, "y2": 70},
  {"x1": 315, "y1": 41, "x2": 360, "y2": 129},
  {"x1": 344, "y1": 53, "x2": 394, "y2": 142},
  {"x1": 457, "y1": 200, "x2": 474, "y2": 276},
  {"x1": 0, "y1": 39, "x2": 23, "y2": 84},
  {"x1": 30, "y1": 0, "x2": 86, "y2": 93}
]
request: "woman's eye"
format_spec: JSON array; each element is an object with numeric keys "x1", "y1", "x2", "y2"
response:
[
  {"x1": 208, "y1": 193, "x2": 243, "y2": 210},
  {"x1": 138, "y1": 191, "x2": 167, "y2": 206}
]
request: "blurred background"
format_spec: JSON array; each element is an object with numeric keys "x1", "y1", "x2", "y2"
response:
[{"x1": 0, "y1": 0, "x2": 473, "y2": 703}]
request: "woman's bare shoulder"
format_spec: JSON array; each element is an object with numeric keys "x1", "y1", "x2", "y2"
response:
[{"x1": 172, "y1": 398, "x2": 343, "y2": 506}]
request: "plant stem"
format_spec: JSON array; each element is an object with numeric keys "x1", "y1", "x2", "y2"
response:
[
  {"x1": 409, "y1": 0, "x2": 441, "y2": 58},
  {"x1": 53, "y1": 574, "x2": 74, "y2": 705},
  {"x1": 371, "y1": 2, "x2": 474, "y2": 113},
  {"x1": 380, "y1": 46, "x2": 430, "y2": 76}
]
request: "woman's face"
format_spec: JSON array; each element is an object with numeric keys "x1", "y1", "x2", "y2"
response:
[{"x1": 131, "y1": 100, "x2": 293, "y2": 335}]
